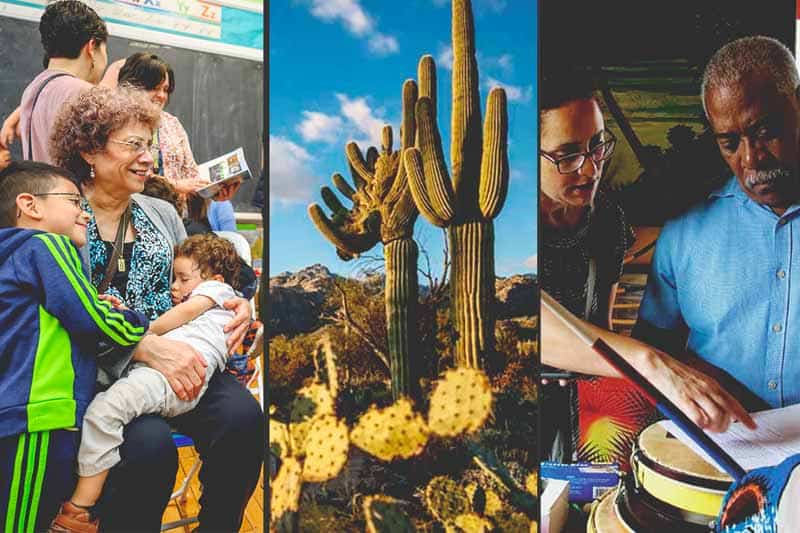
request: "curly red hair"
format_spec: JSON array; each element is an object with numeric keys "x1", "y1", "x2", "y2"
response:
[{"x1": 50, "y1": 86, "x2": 161, "y2": 183}]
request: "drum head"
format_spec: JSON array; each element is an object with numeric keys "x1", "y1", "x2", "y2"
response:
[
  {"x1": 588, "y1": 488, "x2": 632, "y2": 533},
  {"x1": 638, "y1": 423, "x2": 731, "y2": 483}
]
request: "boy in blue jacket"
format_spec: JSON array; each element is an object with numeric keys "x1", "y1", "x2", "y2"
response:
[{"x1": 0, "y1": 161, "x2": 149, "y2": 533}]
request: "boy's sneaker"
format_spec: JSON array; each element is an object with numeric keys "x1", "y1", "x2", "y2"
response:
[{"x1": 48, "y1": 502, "x2": 99, "y2": 533}]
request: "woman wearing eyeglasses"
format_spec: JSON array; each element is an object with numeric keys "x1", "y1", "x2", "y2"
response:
[
  {"x1": 48, "y1": 86, "x2": 263, "y2": 532},
  {"x1": 538, "y1": 70, "x2": 755, "y2": 464}
]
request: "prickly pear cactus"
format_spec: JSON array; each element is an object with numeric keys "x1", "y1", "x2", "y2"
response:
[
  {"x1": 269, "y1": 417, "x2": 291, "y2": 460},
  {"x1": 288, "y1": 382, "x2": 335, "y2": 455},
  {"x1": 350, "y1": 398, "x2": 429, "y2": 461},
  {"x1": 309, "y1": 79, "x2": 422, "y2": 400},
  {"x1": 363, "y1": 495, "x2": 416, "y2": 533},
  {"x1": 270, "y1": 457, "x2": 303, "y2": 532},
  {"x1": 453, "y1": 513, "x2": 493, "y2": 532},
  {"x1": 301, "y1": 414, "x2": 349, "y2": 482},
  {"x1": 525, "y1": 470, "x2": 538, "y2": 497},
  {"x1": 427, "y1": 368, "x2": 492, "y2": 437},
  {"x1": 404, "y1": 0, "x2": 508, "y2": 369},
  {"x1": 424, "y1": 476, "x2": 470, "y2": 524}
]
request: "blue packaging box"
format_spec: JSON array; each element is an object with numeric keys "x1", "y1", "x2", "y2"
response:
[{"x1": 540, "y1": 461, "x2": 620, "y2": 502}]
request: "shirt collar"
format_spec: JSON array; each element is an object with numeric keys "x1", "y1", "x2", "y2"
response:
[{"x1": 709, "y1": 175, "x2": 800, "y2": 218}]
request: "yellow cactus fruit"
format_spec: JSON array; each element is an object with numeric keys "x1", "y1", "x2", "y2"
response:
[
  {"x1": 350, "y1": 398, "x2": 429, "y2": 461},
  {"x1": 427, "y1": 368, "x2": 492, "y2": 437},
  {"x1": 453, "y1": 513, "x2": 492, "y2": 533},
  {"x1": 525, "y1": 470, "x2": 538, "y2": 496},
  {"x1": 289, "y1": 382, "x2": 335, "y2": 454},
  {"x1": 363, "y1": 494, "x2": 415, "y2": 533},
  {"x1": 270, "y1": 457, "x2": 303, "y2": 526},
  {"x1": 269, "y1": 418, "x2": 291, "y2": 460},
  {"x1": 301, "y1": 414, "x2": 349, "y2": 483}
]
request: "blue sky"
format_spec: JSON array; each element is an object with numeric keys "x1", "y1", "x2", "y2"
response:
[{"x1": 269, "y1": 0, "x2": 537, "y2": 279}]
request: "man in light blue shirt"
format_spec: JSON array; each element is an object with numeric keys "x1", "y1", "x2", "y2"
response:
[{"x1": 636, "y1": 35, "x2": 800, "y2": 409}]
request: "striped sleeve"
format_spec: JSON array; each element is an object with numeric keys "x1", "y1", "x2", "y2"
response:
[{"x1": 28, "y1": 233, "x2": 149, "y2": 346}]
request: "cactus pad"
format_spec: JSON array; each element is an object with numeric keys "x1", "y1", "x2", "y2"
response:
[
  {"x1": 427, "y1": 368, "x2": 492, "y2": 437},
  {"x1": 525, "y1": 470, "x2": 538, "y2": 496},
  {"x1": 269, "y1": 417, "x2": 291, "y2": 460},
  {"x1": 350, "y1": 398, "x2": 429, "y2": 461},
  {"x1": 493, "y1": 512, "x2": 531, "y2": 532},
  {"x1": 363, "y1": 495, "x2": 416, "y2": 533},
  {"x1": 301, "y1": 414, "x2": 349, "y2": 482},
  {"x1": 289, "y1": 382, "x2": 335, "y2": 454},
  {"x1": 424, "y1": 476, "x2": 470, "y2": 523},
  {"x1": 270, "y1": 457, "x2": 303, "y2": 526},
  {"x1": 453, "y1": 513, "x2": 493, "y2": 533}
]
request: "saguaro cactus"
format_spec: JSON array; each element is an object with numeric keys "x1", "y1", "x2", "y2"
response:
[
  {"x1": 308, "y1": 80, "x2": 421, "y2": 399},
  {"x1": 404, "y1": 0, "x2": 509, "y2": 368}
]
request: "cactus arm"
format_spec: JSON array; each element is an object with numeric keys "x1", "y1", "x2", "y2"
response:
[
  {"x1": 345, "y1": 142, "x2": 372, "y2": 191},
  {"x1": 405, "y1": 148, "x2": 450, "y2": 228},
  {"x1": 366, "y1": 146, "x2": 380, "y2": 172},
  {"x1": 451, "y1": 0, "x2": 482, "y2": 198},
  {"x1": 308, "y1": 204, "x2": 377, "y2": 257},
  {"x1": 387, "y1": 186, "x2": 418, "y2": 233},
  {"x1": 418, "y1": 56, "x2": 437, "y2": 114},
  {"x1": 415, "y1": 97, "x2": 456, "y2": 222},
  {"x1": 479, "y1": 87, "x2": 509, "y2": 220},
  {"x1": 385, "y1": 79, "x2": 420, "y2": 207},
  {"x1": 320, "y1": 185, "x2": 348, "y2": 216},
  {"x1": 332, "y1": 172, "x2": 356, "y2": 200}
]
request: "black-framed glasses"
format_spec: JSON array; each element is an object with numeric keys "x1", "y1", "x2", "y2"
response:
[
  {"x1": 540, "y1": 130, "x2": 617, "y2": 174},
  {"x1": 109, "y1": 138, "x2": 159, "y2": 159},
  {"x1": 33, "y1": 193, "x2": 84, "y2": 209}
]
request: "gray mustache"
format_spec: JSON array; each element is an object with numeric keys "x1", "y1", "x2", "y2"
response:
[{"x1": 745, "y1": 168, "x2": 793, "y2": 188}]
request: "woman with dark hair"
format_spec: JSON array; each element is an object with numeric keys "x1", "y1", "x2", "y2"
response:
[{"x1": 118, "y1": 53, "x2": 239, "y2": 232}]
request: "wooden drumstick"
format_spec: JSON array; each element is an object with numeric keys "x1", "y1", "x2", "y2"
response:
[{"x1": 541, "y1": 290, "x2": 746, "y2": 481}]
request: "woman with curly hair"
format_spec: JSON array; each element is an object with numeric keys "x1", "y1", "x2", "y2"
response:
[
  {"x1": 118, "y1": 52, "x2": 238, "y2": 231},
  {"x1": 48, "y1": 86, "x2": 263, "y2": 532}
]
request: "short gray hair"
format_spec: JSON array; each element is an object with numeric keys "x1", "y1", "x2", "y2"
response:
[{"x1": 701, "y1": 35, "x2": 799, "y2": 115}]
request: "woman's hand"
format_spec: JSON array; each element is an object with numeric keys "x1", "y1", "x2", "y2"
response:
[
  {"x1": 132, "y1": 335, "x2": 208, "y2": 401},
  {"x1": 637, "y1": 346, "x2": 757, "y2": 433},
  {"x1": 0, "y1": 107, "x2": 21, "y2": 148},
  {"x1": 223, "y1": 297, "x2": 251, "y2": 354},
  {"x1": 99, "y1": 58, "x2": 126, "y2": 88},
  {"x1": 174, "y1": 178, "x2": 211, "y2": 195}
]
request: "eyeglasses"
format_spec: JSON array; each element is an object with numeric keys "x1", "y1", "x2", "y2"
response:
[
  {"x1": 34, "y1": 193, "x2": 84, "y2": 209},
  {"x1": 109, "y1": 138, "x2": 159, "y2": 159},
  {"x1": 540, "y1": 130, "x2": 617, "y2": 174}
]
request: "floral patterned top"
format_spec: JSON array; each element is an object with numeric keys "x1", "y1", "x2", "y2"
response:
[
  {"x1": 86, "y1": 200, "x2": 173, "y2": 320},
  {"x1": 154, "y1": 110, "x2": 200, "y2": 184}
]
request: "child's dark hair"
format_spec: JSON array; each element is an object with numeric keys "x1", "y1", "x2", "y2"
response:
[
  {"x1": 0, "y1": 161, "x2": 81, "y2": 228},
  {"x1": 142, "y1": 176, "x2": 184, "y2": 215},
  {"x1": 174, "y1": 234, "x2": 241, "y2": 289},
  {"x1": 118, "y1": 52, "x2": 175, "y2": 95},
  {"x1": 39, "y1": 0, "x2": 107, "y2": 61}
]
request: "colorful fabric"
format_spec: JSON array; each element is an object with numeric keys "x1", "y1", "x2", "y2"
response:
[
  {"x1": 157, "y1": 110, "x2": 200, "y2": 184},
  {"x1": 0, "y1": 229, "x2": 148, "y2": 439},
  {"x1": 86, "y1": 201, "x2": 173, "y2": 321}
]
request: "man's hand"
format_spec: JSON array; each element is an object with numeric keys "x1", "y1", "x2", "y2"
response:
[
  {"x1": 213, "y1": 179, "x2": 242, "y2": 202},
  {"x1": 223, "y1": 297, "x2": 251, "y2": 354},
  {"x1": 132, "y1": 335, "x2": 208, "y2": 401},
  {"x1": 639, "y1": 347, "x2": 757, "y2": 433},
  {"x1": 1, "y1": 107, "x2": 21, "y2": 148}
]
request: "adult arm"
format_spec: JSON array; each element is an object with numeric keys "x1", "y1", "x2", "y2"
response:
[
  {"x1": 223, "y1": 297, "x2": 251, "y2": 354},
  {"x1": 208, "y1": 200, "x2": 237, "y2": 232},
  {"x1": 161, "y1": 113, "x2": 209, "y2": 194},
  {"x1": 0, "y1": 106, "x2": 21, "y2": 148},
  {"x1": 98, "y1": 59, "x2": 125, "y2": 88},
  {"x1": 130, "y1": 335, "x2": 207, "y2": 401}
]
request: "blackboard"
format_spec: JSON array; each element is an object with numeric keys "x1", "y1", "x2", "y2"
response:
[{"x1": 0, "y1": 16, "x2": 264, "y2": 212}]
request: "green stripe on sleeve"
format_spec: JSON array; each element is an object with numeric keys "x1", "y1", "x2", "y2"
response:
[
  {"x1": 27, "y1": 307, "x2": 76, "y2": 432},
  {"x1": 16, "y1": 433, "x2": 37, "y2": 533},
  {"x1": 24, "y1": 432, "x2": 48, "y2": 533},
  {"x1": 4, "y1": 434, "x2": 26, "y2": 533},
  {"x1": 35, "y1": 235, "x2": 142, "y2": 345}
]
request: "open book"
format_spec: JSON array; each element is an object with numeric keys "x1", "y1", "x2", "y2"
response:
[{"x1": 196, "y1": 147, "x2": 252, "y2": 199}]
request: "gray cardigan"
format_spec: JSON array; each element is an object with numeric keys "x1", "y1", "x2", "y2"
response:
[{"x1": 81, "y1": 193, "x2": 187, "y2": 386}]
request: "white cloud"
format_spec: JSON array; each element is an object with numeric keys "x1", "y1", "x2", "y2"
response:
[
  {"x1": 437, "y1": 43, "x2": 453, "y2": 71},
  {"x1": 495, "y1": 53, "x2": 513, "y2": 74},
  {"x1": 269, "y1": 135, "x2": 318, "y2": 205},
  {"x1": 523, "y1": 254, "x2": 537, "y2": 270},
  {"x1": 336, "y1": 93, "x2": 386, "y2": 146},
  {"x1": 368, "y1": 32, "x2": 399, "y2": 55},
  {"x1": 301, "y1": 0, "x2": 398, "y2": 56},
  {"x1": 297, "y1": 111, "x2": 343, "y2": 143},
  {"x1": 485, "y1": 77, "x2": 533, "y2": 103}
]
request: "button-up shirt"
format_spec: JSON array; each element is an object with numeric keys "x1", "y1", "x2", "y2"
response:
[{"x1": 637, "y1": 176, "x2": 800, "y2": 407}]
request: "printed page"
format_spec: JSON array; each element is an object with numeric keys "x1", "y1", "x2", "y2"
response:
[{"x1": 660, "y1": 403, "x2": 800, "y2": 472}]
